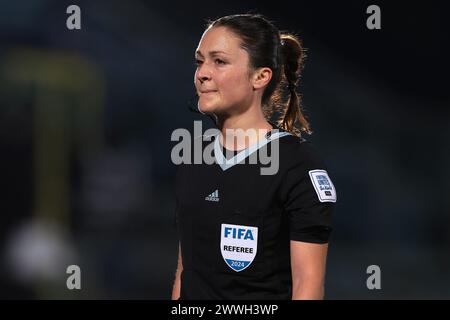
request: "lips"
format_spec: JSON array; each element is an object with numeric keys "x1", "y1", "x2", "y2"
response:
[{"x1": 200, "y1": 90, "x2": 217, "y2": 94}]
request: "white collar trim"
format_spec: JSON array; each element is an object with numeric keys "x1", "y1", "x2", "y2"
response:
[{"x1": 213, "y1": 131, "x2": 292, "y2": 171}]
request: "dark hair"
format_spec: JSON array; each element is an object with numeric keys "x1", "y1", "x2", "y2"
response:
[{"x1": 206, "y1": 13, "x2": 311, "y2": 136}]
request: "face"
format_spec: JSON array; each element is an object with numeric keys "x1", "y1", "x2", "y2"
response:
[{"x1": 194, "y1": 26, "x2": 255, "y2": 116}]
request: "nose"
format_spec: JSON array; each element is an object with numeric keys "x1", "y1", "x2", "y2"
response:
[{"x1": 196, "y1": 62, "x2": 212, "y2": 83}]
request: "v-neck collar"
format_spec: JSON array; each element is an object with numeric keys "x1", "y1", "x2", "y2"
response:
[{"x1": 213, "y1": 125, "x2": 292, "y2": 171}]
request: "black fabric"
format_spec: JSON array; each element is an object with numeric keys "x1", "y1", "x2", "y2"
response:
[{"x1": 174, "y1": 126, "x2": 336, "y2": 299}]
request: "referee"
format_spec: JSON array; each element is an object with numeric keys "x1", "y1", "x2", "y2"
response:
[{"x1": 171, "y1": 14, "x2": 337, "y2": 300}]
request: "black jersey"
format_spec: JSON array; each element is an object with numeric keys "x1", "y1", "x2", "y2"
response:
[{"x1": 174, "y1": 123, "x2": 337, "y2": 300}]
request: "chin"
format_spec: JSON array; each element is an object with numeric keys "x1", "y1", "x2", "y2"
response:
[{"x1": 198, "y1": 102, "x2": 219, "y2": 114}]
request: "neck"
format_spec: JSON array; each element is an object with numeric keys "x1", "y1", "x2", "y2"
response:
[{"x1": 216, "y1": 105, "x2": 273, "y2": 151}]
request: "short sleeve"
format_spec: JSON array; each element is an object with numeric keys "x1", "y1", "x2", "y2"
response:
[
  {"x1": 173, "y1": 164, "x2": 182, "y2": 228},
  {"x1": 174, "y1": 197, "x2": 179, "y2": 228},
  {"x1": 281, "y1": 141, "x2": 337, "y2": 243}
]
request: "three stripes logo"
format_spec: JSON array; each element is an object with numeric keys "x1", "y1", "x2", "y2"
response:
[{"x1": 205, "y1": 189, "x2": 220, "y2": 202}]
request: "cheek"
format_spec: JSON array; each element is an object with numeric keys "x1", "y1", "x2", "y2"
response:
[
  {"x1": 194, "y1": 71, "x2": 200, "y2": 87},
  {"x1": 219, "y1": 72, "x2": 250, "y2": 98}
]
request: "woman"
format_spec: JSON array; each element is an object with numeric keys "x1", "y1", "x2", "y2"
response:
[{"x1": 172, "y1": 13, "x2": 337, "y2": 300}]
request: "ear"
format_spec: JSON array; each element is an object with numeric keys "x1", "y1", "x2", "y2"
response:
[{"x1": 252, "y1": 67, "x2": 272, "y2": 90}]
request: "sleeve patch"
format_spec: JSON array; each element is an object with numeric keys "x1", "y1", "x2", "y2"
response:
[{"x1": 308, "y1": 169, "x2": 337, "y2": 203}]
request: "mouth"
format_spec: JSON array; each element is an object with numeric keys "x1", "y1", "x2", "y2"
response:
[{"x1": 200, "y1": 90, "x2": 218, "y2": 94}]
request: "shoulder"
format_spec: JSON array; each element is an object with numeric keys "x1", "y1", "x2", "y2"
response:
[
  {"x1": 277, "y1": 134, "x2": 337, "y2": 203},
  {"x1": 277, "y1": 134, "x2": 328, "y2": 171}
]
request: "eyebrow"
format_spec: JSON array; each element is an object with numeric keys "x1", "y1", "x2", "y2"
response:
[{"x1": 195, "y1": 50, "x2": 228, "y2": 57}]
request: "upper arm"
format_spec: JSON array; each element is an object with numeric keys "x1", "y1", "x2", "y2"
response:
[
  {"x1": 290, "y1": 240, "x2": 328, "y2": 299},
  {"x1": 290, "y1": 240, "x2": 328, "y2": 282},
  {"x1": 177, "y1": 242, "x2": 183, "y2": 272}
]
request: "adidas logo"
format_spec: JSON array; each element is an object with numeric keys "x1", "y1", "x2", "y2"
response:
[{"x1": 205, "y1": 189, "x2": 220, "y2": 202}]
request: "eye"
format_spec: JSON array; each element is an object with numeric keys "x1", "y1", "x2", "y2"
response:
[
  {"x1": 215, "y1": 59, "x2": 226, "y2": 65},
  {"x1": 195, "y1": 59, "x2": 203, "y2": 66}
]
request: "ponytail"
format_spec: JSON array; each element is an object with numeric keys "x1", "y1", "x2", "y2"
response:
[{"x1": 277, "y1": 34, "x2": 311, "y2": 136}]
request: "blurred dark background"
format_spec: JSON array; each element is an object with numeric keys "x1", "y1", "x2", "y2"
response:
[{"x1": 0, "y1": 0, "x2": 449, "y2": 299}]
